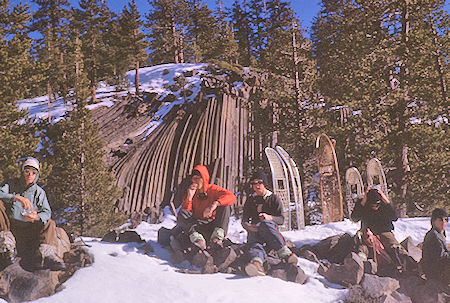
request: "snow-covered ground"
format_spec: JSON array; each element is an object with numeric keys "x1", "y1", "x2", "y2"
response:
[{"x1": 21, "y1": 208, "x2": 448, "y2": 303}]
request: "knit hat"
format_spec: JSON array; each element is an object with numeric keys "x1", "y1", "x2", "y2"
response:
[
  {"x1": 21, "y1": 157, "x2": 39, "y2": 172},
  {"x1": 431, "y1": 208, "x2": 448, "y2": 220},
  {"x1": 366, "y1": 188, "x2": 381, "y2": 205},
  {"x1": 250, "y1": 170, "x2": 269, "y2": 186}
]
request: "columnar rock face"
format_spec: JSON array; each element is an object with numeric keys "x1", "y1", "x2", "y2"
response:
[{"x1": 92, "y1": 65, "x2": 267, "y2": 220}]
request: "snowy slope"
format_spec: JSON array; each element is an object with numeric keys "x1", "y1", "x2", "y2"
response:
[
  {"x1": 17, "y1": 63, "x2": 208, "y2": 126},
  {"x1": 26, "y1": 208, "x2": 449, "y2": 303}
]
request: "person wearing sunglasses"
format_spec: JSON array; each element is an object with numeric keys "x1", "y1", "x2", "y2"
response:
[
  {"x1": 241, "y1": 171, "x2": 298, "y2": 277},
  {"x1": 0, "y1": 157, "x2": 65, "y2": 271},
  {"x1": 421, "y1": 208, "x2": 449, "y2": 285},
  {"x1": 351, "y1": 187, "x2": 408, "y2": 271}
]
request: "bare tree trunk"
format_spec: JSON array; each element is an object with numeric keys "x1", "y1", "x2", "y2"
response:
[
  {"x1": 135, "y1": 60, "x2": 140, "y2": 95},
  {"x1": 292, "y1": 21, "x2": 301, "y2": 103},
  {"x1": 395, "y1": 0, "x2": 411, "y2": 218},
  {"x1": 172, "y1": 19, "x2": 179, "y2": 63},
  {"x1": 431, "y1": 24, "x2": 447, "y2": 104},
  {"x1": 80, "y1": 120, "x2": 86, "y2": 235}
]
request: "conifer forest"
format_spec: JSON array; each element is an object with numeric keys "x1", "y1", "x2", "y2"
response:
[{"x1": 0, "y1": 0, "x2": 448, "y2": 236}]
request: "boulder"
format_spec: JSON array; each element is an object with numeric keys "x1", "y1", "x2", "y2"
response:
[
  {"x1": 380, "y1": 291, "x2": 412, "y2": 303},
  {"x1": 269, "y1": 263, "x2": 307, "y2": 284},
  {"x1": 101, "y1": 230, "x2": 144, "y2": 243},
  {"x1": 398, "y1": 275, "x2": 450, "y2": 303},
  {"x1": 321, "y1": 252, "x2": 364, "y2": 286},
  {"x1": 361, "y1": 274, "x2": 400, "y2": 298},
  {"x1": 0, "y1": 261, "x2": 59, "y2": 303},
  {"x1": 312, "y1": 233, "x2": 355, "y2": 263},
  {"x1": 54, "y1": 227, "x2": 71, "y2": 260},
  {"x1": 364, "y1": 259, "x2": 378, "y2": 274},
  {"x1": 400, "y1": 237, "x2": 422, "y2": 264}
]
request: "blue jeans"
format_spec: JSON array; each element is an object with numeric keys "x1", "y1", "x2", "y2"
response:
[{"x1": 247, "y1": 220, "x2": 286, "y2": 263}]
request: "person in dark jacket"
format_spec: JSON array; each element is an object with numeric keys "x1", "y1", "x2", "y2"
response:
[
  {"x1": 421, "y1": 208, "x2": 449, "y2": 285},
  {"x1": 0, "y1": 157, "x2": 65, "y2": 270},
  {"x1": 241, "y1": 171, "x2": 297, "y2": 276},
  {"x1": 351, "y1": 187, "x2": 407, "y2": 269}
]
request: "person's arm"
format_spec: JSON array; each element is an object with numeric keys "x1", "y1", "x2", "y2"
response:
[
  {"x1": 181, "y1": 183, "x2": 196, "y2": 211},
  {"x1": 0, "y1": 182, "x2": 14, "y2": 202},
  {"x1": 266, "y1": 194, "x2": 284, "y2": 225},
  {"x1": 350, "y1": 198, "x2": 364, "y2": 222},
  {"x1": 383, "y1": 202, "x2": 398, "y2": 222},
  {"x1": 209, "y1": 184, "x2": 236, "y2": 206}
]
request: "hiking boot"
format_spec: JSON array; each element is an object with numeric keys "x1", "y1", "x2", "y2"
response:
[
  {"x1": 171, "y1": 250, "x2": 186, "y2": 264},
  {"x1": 193, "y1": 239, "x2": 206, "y2": 250},
  {"x1": 189, "y1": 232, "x2": 207, "y2": 250},
  {"x1": 191, "y1": 250, "x2": 215, "y2": 274},
  {"x1": 245, "y1": 261, "x2": 266, "y2": 277},
  {"x1": 43, "y1": 257, "x2": 66, "y2": 271},
  {"x1": 214, "y1": 247, "x2": 237, "y2": 272},
  {"x1": 284, "y1": 253, "x2": 298, "y2": 265}
]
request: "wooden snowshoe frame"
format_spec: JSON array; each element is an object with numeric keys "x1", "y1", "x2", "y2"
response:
[
  {"x1": 275, "y1": 146, "x2": 305, "y2": 230},
  {"x1": 265, "y1": 147, "x2": 291, "y2": 231},
  {"x1": 345, "y1": 167, "x2": 364, "y2": 217},
  {"x1": 316, "y1": 134, "x2": 343, "y2": 224},
  {"x1": 366, "y1": 158, "x2": 388, "y2": 197}
]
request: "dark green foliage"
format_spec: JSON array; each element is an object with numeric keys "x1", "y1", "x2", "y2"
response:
[
  {"x1": 0, "y1": 0, "x2": 40, "y2": 181},
  {"x1": 46, "y1": 106, "x2": 124, "y2": 237},
  {"x1": 229, "y1": 0, "x2": 252, "y2": 65},
  {"x1": 311, "y1": 0, "x2": 449, "y2": 215}
]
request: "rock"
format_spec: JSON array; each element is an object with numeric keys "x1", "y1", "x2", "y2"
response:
[
  {"x1": 298, "y1": 249, "x2": 322, "y2": 264},
  {"x1": 361, "y1": 274, "x2": 400, "y2": 298},
  {"x1": 0, "y1": 261, "x2": 59, "y2": 303},
  {"x1": 400, "y1": 237, "x2": 422, "y2": 264},
  {"x1": 364, "y1": 259, "x2": 378, "y2": 274},
  {"x1": 321, "y1": 252, "x2": 364, "y2": 286},
  {"x1": 286, "y1": 263, "x2": 308, "y2": 284},
  {"x1": 139, "y1": 242, "x2": 154, "y2": 255},
  {"x1": 346, "y1": 285, "x2": 379, "y2": 303},
  {"x1": 398, "y1": 275, "x2": 450, "y2": 303},
  {"x1": 54, "y1": 227, "x2": 71, "y2": 260},
  {"x1": 312, "y1": 233, "x2": 355, "y2": 263},
  {"x1": 101, "y1": 230, "x2": 144, "y2": 243},
  {"x1": 0, "y1": 231, "x2": 16, "y2": 270},
  {"x1": 380, "y1": 291, "x2": 412, "y2": 303}
]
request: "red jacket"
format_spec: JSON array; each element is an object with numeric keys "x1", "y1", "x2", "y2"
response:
[{"x1": 182, "y1": 165, "x2": 236, "y2": 219}]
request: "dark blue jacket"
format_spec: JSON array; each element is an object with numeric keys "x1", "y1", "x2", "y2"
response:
[
  {"x1": 421, "y1": 227, "x2": 449, "y2": 281},
  {"x1": 351, "y1": 199, "x2": 398, "y2": 235}
]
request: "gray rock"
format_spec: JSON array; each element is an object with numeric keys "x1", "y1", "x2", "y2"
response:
[
  {"x1": 364, "y1": 259, "x2": 378, "y2": 274},
  {"x1": 379, "y1": 291, "x2": 412, "y2": 303},
  {"x1": 399, "y1": 276, "x2": 450, "y2": 303},
  {"x1": 361, "y1": 274, "x2": 400, "y2": 298},
  {"x1": 400, "y1": 237, "x2": 422, "y2": 263},
  {"x1": 312, "y1": 233, "x2": 355, "y2": 263},
  {"x1": 322, "y1": 252, "x2": 364, "y2": 286}
]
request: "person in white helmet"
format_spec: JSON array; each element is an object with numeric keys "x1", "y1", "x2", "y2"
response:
[{"x1": 0, "y1": 157, "x2": 65, "y2": 271}]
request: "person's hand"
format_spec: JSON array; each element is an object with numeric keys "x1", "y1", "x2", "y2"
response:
[
  {"x1": 361, "y1": 188, "x2": 370, "y2": 206},
  {"x1": 377, "y1": 188, "x2": 390, "y2": 204},
  {"x1": 258, "y1": 213, "x2": 273, "y2": 221},
  {"x1": 14, "y1": 195, "x2": 32, "y2": 209},
  {"x1": 202, "y1": 201, "x2": 220, "y2": 218},
  {"x1": 186, "y1": 183, "x2": 197, "y2": 201},
  {"x1": 246, "y1": 224, "x2": 258, "y2": 232},
  {"x1": 23, "y1": 210, "x2": 39, "y2": 222}
]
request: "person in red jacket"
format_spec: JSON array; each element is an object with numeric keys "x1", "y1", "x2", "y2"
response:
[{"x1": 177, "y1": 165, "x2": 236, "y2": 250}]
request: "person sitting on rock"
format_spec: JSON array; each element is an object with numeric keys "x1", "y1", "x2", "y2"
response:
[
  {"x1": 0, "y1": 157, "x2": 66, "y2": 271},
  {"x1": 169, "y1": 164, "x2": 237, "y2": 273},
  {"x1": 351, "y1": 187, "x2": 407, "y2": 271},
  {"x1": 421, "y1": 208, "x2": 449, "y2": 285},
  {"x1": 241, "y1": 171, "x2": 298, "y2": 276}
]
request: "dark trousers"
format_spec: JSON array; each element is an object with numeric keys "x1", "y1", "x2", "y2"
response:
[
  {"x1": 247, "y1": 220, "x2": 285, "y2": 263},
  {"x1": 177, "y1": 206, "x2": 231, "y2": 242},
  {"x1": 9, "y1": 219, "x2": 58, "y2": 259}
]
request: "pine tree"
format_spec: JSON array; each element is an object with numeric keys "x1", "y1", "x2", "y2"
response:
[
  {"x1": 31, "y1": 0, "x2": 71, "y2": 103},
  {"x1": 118, "y1": 0, "x2": 149, "y2": 94},
  {"x1": 311, "y1": 0, "x2": 449, "y2": 215},
  {"x1": 229, "y1": 0, "x2": 252, "y2": 65},
  {"x1": 0, "y1": 0, "x2": 40, "y2": 181},
  {"x1": 146, "y1": 0, "x2": 188, "y2": 64},
  {"x1": 46, "y1": 35, "x2": 124, "y2": 236},
  {"x1": 72, "y1": 0, "x2": 112, "y2": 102},
  {"x1": 211, "y1": 0, "x2": 238, "y2": 63}
]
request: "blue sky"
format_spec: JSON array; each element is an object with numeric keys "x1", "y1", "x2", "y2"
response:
[{"x1": 12, "y1": 0, "x2": 321, "y2": 33}]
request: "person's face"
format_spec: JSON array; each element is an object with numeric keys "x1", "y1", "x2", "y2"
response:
[
  {"x1": 433, "y1": 216, "x2": 448, "y2": 233},
  {"x1": 22, "y1": 166, "x2": 38, "y2": 186},
  {"x1": 191, "y1": 174, "x2": 203, "y2": 190},
  {"x1": 250, "y1": 179, "x2": 266, "y2": 196}
]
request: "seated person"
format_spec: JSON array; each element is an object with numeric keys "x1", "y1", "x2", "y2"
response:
[
  {"x1": 351, "y1": 187, "x2": 407, "y2": 270},
  {"x1": 0, "y1": 157, "x2": 65, "y2": 270},
  {"x1": 176, "y1": 165, "x2": 236, "y2": 250},
  {"x1": 421, "y1": 208, "x2": 449, "y2": 285},
  {"x1": 241, "y1": 171, "x2": 297, "y2": 277}
]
